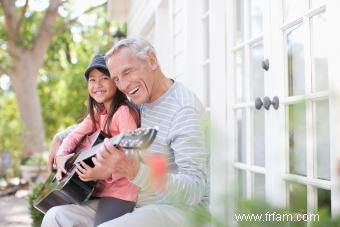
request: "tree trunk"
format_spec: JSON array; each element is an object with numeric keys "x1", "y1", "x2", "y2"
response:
[{"x1": 10, "y1": 51, "x2": 45, "y2": 155}]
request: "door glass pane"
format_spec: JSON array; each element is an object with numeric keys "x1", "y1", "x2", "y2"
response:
[
  {"x1": 235, "y1": 49, "x2": 245, "y2": 103},
  {"x1": 237, "y1": 169, "x2": 247, "y2": 199},
  {"x1": 286, "y1": 23, "x2": 305, "y2": 96},
  {"x1": 253, "y1": 173, "x2": 265, "y2": 199},
  {"x1": 317, "y1": 188, "x2": 331, "y2": 216},
  {"x1": 235, "y1": 0, "x2": 245, "y2": 44},
  {"x1": 203, "y1": 64, "x2": 210, "y2": 108},
  {"x1": 311, "y1": 13, "x2": 328, "y2": 92},
  {"x1": 174, "y1": 11, "x2": 184, "y2": 34},
  {"x1": 315, "y1": 100, "x2": 330, "y2": 180},
  {"x1": 173, "y1": 0, "x2": 184, "y2": 13},
  {"x1": 284, "y1": 0, "x2": 307, "y2": 22},
  {"x1": 253, "y1": 110, "x2": 265, "y2": 167},
  {"x1": 250, "y1": 41, "x2": 264, "y2": 99},
  {"x1": 174, "y1": 31, "x2": 184, "y2": 53},
  {"x1": 288, "y1": 182, "x2": 307, "y2": 214},
  {"x1": 202, "y1": 17, "x2": 210, "y2": 60},
  {"x1": 289, "y1": 103, "x2": 306, "y2": 176},
  {"x1": 311, "y1": 0, "x2": 327, "y2": 8},
  {"x1": 174, "y1": 53, "x2": 184, "y2": 76},
  {"x1": 250, "y1": 0, "x2": 265, "y2": 37},
  {"x1": 201, "y1": 0, "x2": 209, "y2": 13},
  {"x1": 236, "y1": 109, "x2": 247, "y2": 163}
]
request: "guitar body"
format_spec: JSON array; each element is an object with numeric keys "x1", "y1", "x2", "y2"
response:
[
  {"x1": 34, "y1": 128, "x2": 157, "y2": 214},
  {"x1": 34, "y1": 131, "x2": 106, "y2": 214}
]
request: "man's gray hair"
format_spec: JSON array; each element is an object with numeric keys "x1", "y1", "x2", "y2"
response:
[{"x1": 105, "y1": 37, "x2": 156, "y2": 62}]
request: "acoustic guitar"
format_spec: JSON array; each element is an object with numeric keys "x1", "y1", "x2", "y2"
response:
[{"x1": 34, "y1": 127, "x2": 157, "y2": 214}]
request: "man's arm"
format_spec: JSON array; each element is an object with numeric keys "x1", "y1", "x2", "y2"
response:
[{"x1": 132, "y1": 107, "x2": 209, "y2": 206}]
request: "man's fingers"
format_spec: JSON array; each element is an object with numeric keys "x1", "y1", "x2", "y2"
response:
[
  {"x1": 76, "y1": 163, "x2": 85, "y2": 174},
  {"x1": 75, "y1": 169, "x2": 87, "y2": 181},
  {"x1": 103, "y1": 138, "x2": 118, "y2": 154},
  {"x1": 79, "y1": 161, "x2": 90, "y2": 170},
  {"x1": 92, "y1": 157, "x2": 101, "y2": 166}
]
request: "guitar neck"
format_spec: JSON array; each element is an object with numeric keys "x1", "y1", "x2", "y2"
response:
[{"x1": 74, "y1": 134, "x2": 123, "y2": 164}]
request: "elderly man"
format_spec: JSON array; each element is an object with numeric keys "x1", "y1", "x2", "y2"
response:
[{"x1": 43, "y1": 37, "x2": 208, "y2": 227}]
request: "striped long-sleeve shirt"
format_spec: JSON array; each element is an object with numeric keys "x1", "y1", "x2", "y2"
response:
[{"x1": 132, "y1": 81, "x2": 208, "y2": 207}]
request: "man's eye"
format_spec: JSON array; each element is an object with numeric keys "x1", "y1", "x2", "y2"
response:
[
  {"x1": 123, "y1": 70, "x2": 131, "y2": 76},
  {"x1": 113, "y1": 77, "x2": 119, "y2": 82}
]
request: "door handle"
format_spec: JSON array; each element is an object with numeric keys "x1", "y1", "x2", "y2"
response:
[
  {"x1": 255, "y1": 96, "x2": 279, "y2": 110},
  {"x1": 255, "y1": 97, "x2": 263, "y2": 110},
  {"x1": 263, "y1": 96, "x2": 279, "y2": 110}
]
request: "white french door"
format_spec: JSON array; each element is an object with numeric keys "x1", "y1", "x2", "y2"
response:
[{"x1": 226, "y1": 0, "x2": 340, "y2": 222}]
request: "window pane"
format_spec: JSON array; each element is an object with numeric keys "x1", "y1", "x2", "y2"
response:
[
  {"x1": 202, "y1": 17, "x2": 210, "y2": 60},
  {"x1": 311, "y1": 0, "x2": 327, "y2": 8},
  {"x1": 237, "y1": 169, "x2": 247, "y2": 199},
  {"x1": 235, "y1": 0, "x2": 245, "y2": 44},
  {"x1": 253, "y1": 110, "x2": 265, "y2": 167},
  {"x1": 317, "y1": 188, "x2": 331, "y2": 216},
  {"x1": 250, "y1": 0, "x2": 265, "y2": 37},
  {"x1": 173, "y1": 53, "x2": 184, "y2": 76},
  {"x1": 315, "y1": 100, "x2": 330, "y2": 180},
  {"x1": 287, "y1": 23, "x2": 305, "y2": 96},
  {"x1": 201, "y1": 0, "x2": 209, "y2": 13},
  {"x1": 174, "y1": 30, "x2": 184, "y2": 53},
  {"x1": 289, "y1": 103, "x2": 306, "y2": 176},
  {"x1": 236, "y1": 109, "x2": 247, "y2": 163},
  {"x1": 250, "y1": 41, "x2": 264, "y2": 99},
  {"x1": 311, "y1": 13, "x2": 328, "y2": 92},
  {"x1": 284, "y1": 0, "x2": 307, "y2": 22},
  {"x1": 253, "y1": 173, "x2": 265, "y2": 200},
  {"x1": 235, "y1": 49, "x2": 245, "y2": 103},
  {"x1": 173, "y1": 0, "x2": 184, "y2": 13},
  {"x1": 173, "y1": 11, "x2": 184, "y2": 34},
  {"x1": 203, "y1": 64, "x2": 210, "y2": 108},
  {"x1": 288, "y1": 182, "x2": 307, "y2": 214}
]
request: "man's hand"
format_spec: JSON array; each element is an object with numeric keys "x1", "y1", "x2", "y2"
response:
[
  {"x1": 48, "y1": 135, "x2": 62, "y2": 172},
  {"x1": 75, "y1": 160, "x2": 112, "y2": 181},
  {"x1": 94, "y1": 138, "x2": 140, "y2": 180}
]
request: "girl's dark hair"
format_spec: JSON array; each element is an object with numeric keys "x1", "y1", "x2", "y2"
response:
[{"x1": 86, "y1": 68, "x2": 140, "y2": 136}]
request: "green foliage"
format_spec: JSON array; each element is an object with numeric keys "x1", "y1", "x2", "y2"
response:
[
  {"x1": 0, "y1": 1, "x2": 114, "y2": 176},
  {"x1": 21, "y1": 153, "x2": 47, "y2": 166},
  {"x1": 27, "y1": 182, "x2": 45, "y2": 227}
]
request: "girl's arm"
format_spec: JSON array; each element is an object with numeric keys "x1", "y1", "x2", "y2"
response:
[
  {"x1": 105, "y1": 105, "x2": 138, "y2": 183},
  {"x1": 114, "y1": 105, "x2": 138, "y2": 133},
  {"x1": 56, "y1": 114, "x2": 94, "y2": 156},
  {"x1": 48, "y1": 124, "x2": 78, "y2": 171}
]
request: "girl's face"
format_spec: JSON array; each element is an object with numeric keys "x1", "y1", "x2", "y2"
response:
[{"x1": 88, "y1": 69, "x2": 117, "y2": 110}]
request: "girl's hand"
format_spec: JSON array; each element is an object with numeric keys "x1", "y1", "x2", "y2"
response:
[
  {"x1": 75, "y1": 160, "x2": 112, "y2": 181},
  {"x1": 55, "y1": 153, "x2": 74, "y2": 181}
]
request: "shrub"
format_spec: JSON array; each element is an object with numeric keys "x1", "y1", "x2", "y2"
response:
[
  {"x1": 27, "y1": 181, "x2": 45, "y2": 227},
  {"x1": 21, "y1": 153, "x2": 47, "y2": 166}
]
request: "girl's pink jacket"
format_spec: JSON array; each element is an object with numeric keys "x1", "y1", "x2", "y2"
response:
[{"x1": 56, "y1": 105, "x2": 139, "y2": 202}]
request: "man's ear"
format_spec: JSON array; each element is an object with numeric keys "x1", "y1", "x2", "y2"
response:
[{"x1": 147, "y1": 51, "x2": 158, "y2": 70}]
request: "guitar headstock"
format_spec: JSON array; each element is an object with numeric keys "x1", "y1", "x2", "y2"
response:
[{"x1": 111, "y1": 127, "x2": 158, "y2": 150}]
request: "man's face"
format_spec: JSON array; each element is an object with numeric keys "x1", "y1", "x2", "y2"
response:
[{"x1": 107, "y1": 48, "x2": 156, "y2": 104}]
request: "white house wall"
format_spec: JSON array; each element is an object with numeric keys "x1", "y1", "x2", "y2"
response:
[{"x1": 107, "y1": 0, "x2": 340, "y2": 224}]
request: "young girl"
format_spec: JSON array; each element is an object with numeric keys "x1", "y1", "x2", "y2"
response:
[{"x1": 54, "y1": 55, "x2": 140, "y2": 226}]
